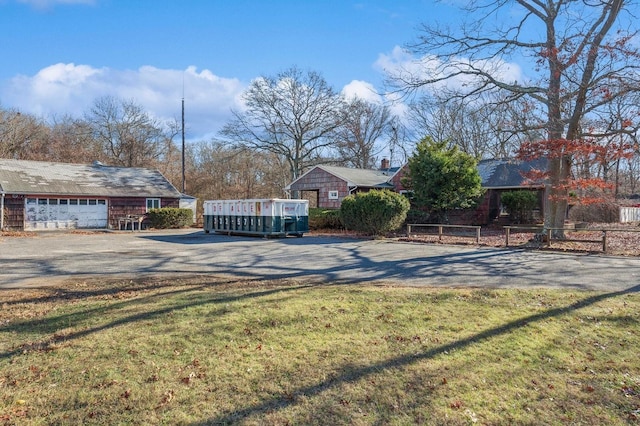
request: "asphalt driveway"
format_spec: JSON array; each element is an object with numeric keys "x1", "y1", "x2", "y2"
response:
[{"x1": 1, "y1": 229, "x2": 639, "y2": 291}]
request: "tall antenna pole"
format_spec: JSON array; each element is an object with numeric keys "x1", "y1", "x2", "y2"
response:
[
  {"x1": 182, "y1": 98, "x2": 187, "y2": 194},
  {"x1": 181, "y1": 88, "x2": 186, "y2": 193}
]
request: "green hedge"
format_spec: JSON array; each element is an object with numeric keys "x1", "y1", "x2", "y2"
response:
[
  {"x1": 309, "y1": 208, "x2": 343, "y2": 230},
  {"x1": 500, "y1": 190, "x2": 538, "y2": 223},
  {"x1": 500, "y1": 191, "x2": 538, "y2": 224},
  {"x1": 340, "y1": 189, "x2": 410, "y2": 236},
  {"x1": 146, "y1": 208, "x2": 194, "y2": 229}
]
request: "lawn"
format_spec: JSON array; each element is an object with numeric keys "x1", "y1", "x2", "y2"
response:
[{"x1": 1, "y1": 276, "x2": 639, "y2": 425}]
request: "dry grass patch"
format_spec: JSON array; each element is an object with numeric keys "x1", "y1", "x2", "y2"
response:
[{"x1": 1, "y1": 277, "x2": 639, "y2": 425}]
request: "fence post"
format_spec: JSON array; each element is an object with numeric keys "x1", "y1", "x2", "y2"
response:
[
  {"x1": 547, "y1": 229, "x2": 552, "y2": 247},
  {"x1": 602, "y1": 230, "x2": 607, "y2": 252},
  {"x1": 505, "y1": 227, "x2": 510, "y2": 247},
  {"x1": 438, "y1": 225, "x2": 443, "y2": 241},
  {"x1": 407, "y1": 224, "x2": 412, "y2": 236},
  {"x1": 476, "y1": 226, "x2": 480, "y2": 244}
]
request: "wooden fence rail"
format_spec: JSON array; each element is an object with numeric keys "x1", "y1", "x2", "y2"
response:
[
  {"x1": 504, "y1": 226, "x2": 640, "y2": 252},
  {"x1": 503, "y1": 226, "x2": 543, "y2": 247},
  {"x1": 408, "y1": 224, "x2": 640, "y2": 253},
  {"x1": 406, "y1": 223, "x2": 481, "y2": 244}
]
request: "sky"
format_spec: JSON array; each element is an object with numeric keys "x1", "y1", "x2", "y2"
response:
[{"x1": 0, "y1": 0, "x2": 458, "y2": 142}]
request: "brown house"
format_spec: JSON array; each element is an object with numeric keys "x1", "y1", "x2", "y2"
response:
[
  {"x1": 285, "y1": 161, "x2": 403, "y2": 209},
  {"x1": 0, "y1": 159, "x2": 182, "y2": 231}
]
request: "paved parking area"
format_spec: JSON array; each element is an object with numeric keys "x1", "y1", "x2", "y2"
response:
[{"x1": 1, "y1": 229, "x2": 639, "y2": 291}]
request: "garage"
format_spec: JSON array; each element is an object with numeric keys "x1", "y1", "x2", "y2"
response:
[
  {"x1": 0, "y1": 159, "x2": 184, "y2": 231},
  {"x1": 25, "y1": 197, "x2": 108, "y2": 230}
]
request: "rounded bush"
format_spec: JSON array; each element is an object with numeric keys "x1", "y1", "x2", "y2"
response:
[
  {"x1": 340, "y1": 189, "x2": 410, "y2": 236},
  {"x1": 146, "y1": 208, "x2": 194, "y2": 229}
]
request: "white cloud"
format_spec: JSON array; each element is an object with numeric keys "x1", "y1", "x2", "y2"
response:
[
  {"x1": 341, "y1": 79, "x2": 410, "y2": 124},
  {"x1": 341, "y1": 80, "x2": 383, "y2": 104},
  {"x1": 1, "y1": 61, "x2": 403, "y2": 142},
  {"x1": 375, "y1": 45, "x2": 524, "y2": 94},
  {"x1": 1, "y1": 63, "x2": 246, "y2": 140}
]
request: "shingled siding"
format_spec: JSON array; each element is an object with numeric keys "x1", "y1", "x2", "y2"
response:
[
  {"x1": 2, "y1": 194, "x2": 25, "y2": 230},
  {"x1": 108, "y1": 197, "x2": 179, "y2": 229},
  {"x1": 289, "y1": 168, "x2": 349, "y2": 209}
]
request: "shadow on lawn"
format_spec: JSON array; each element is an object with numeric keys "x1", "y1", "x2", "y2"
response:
[
  {"x1": 0, "y1": 277, "x2": 192, "y2": 306},
  {"x1": 2, "y1": 277, "x2": 639, "y2": 422},
  {"x1": 191, "y1": 283, "x2": 640, "y2": 425},
  {"x1": 0, "y1": 279, "x2": 313, "y2": 360}
]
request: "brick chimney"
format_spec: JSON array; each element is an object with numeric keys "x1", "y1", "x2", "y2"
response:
[{"x1": 381, "y1": 158, "x2": 390, "y2": 170}]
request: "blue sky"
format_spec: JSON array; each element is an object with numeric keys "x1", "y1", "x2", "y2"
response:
[{"x1": 0, "y1": 0, "x2": 454, "y2": 140}]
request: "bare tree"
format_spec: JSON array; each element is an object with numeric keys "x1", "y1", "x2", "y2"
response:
[
  {"x1": 581, "y1": 89, "x2": 640, "y2": 196},
  {"x1": 392, "y1": 0, "x2": 639, "y2": 236},
  {"x1": 85, "y1": 96, "x2": 177, "y2": 168},
  {"x1": 189, "y1": 140, "x2": 288, "y2": 200},
  {"x1": 407, "y1": 94, "x2": 521, "y2": 159},
  {"x1": 334, "y1": 97, "x2": 394, "y2": 169},
  {"x1": 621, "y1": 151, "x2": 640, "y2": 195},
  {"x1": 220, "y1": 66, "x2": 344, "y2": 187},
  {"x1": 43, "y1": 116, "x2": 105, "y2": 164},
  {"x1": 0, "y1": 108, "x2": 49, "y2": 159}
]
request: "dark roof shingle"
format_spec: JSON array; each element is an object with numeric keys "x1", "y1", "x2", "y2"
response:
[
  {"x1": 478, "y1": 158, "x2": 547, "y2": 189},
  {"x1": 0, "y1": 159, "x2": 181, "y2": 198}
]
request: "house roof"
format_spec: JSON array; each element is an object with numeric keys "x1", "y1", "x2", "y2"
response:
[
  {"x1": 286, "y1": 164, "x2": 396, "y2": 190},
  {"x1": 0, "y1": 159, "x2": 182, "y2": 198},
  {"x1": 478, "y1": 158, "x2": 547, "y2": 189}
]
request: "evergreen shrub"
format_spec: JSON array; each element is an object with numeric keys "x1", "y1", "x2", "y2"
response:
[
  {"x1": 500, "y1": 191, "x2": 538, "y2": 223},
  {"x1": 340, "y1": 189, "x2": 410, "y2": 236}
]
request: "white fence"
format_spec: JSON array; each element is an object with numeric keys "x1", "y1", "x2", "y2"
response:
[{"x1": 620, "y1": 207, "x2": 640, "y2": 223}]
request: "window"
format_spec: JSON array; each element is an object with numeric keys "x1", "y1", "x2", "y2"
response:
[
  {"x1": 70, "y1": 199, "x2": 78, "y2": 205},
  {"x1": 59, "y1": 199, "x2": 68, "y2": 205},
  {"x1": 79, "y1": 199, "x2": 88, "y2": 205},
  {"x1": 328, "y1": 190, "x2": 339, "y2": 200},
  {"x1": 97, "y1": 200, "x2": 106, "y2": 205},
  {"x1": 146, "y1": 198, "x2": 161, "y2": 211},
  {"x1": 88, "y1": 199, "x2": 97, "y2": 205}
]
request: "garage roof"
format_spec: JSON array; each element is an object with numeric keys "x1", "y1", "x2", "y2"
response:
[
  {"x1": 0, "y1": 159, "x2": 182, "y2": 198},
  {"x1": 286, "y1": 165, "x2": 398, "y2": 190}
]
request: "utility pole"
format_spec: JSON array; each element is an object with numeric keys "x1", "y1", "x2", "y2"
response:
[{"x1": 181, "y1": 96, "x2": 186, "y2": 193}]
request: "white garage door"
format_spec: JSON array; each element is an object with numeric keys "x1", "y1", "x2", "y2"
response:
[{"x1": 25, "y1": 198, "x2": 108, "y2": 230}]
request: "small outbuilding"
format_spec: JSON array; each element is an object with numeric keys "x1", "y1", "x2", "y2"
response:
[
  {"x1": 285, "y1": 160, "x2": 403, "y2": 209},
  {"x1": 0, "y1": 159, "x2": 183, "y2": 231}
]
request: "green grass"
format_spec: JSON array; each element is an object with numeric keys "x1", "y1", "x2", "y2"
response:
[{"x1": 1, "y1": 277, "x2": 639, "y2": 425}]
